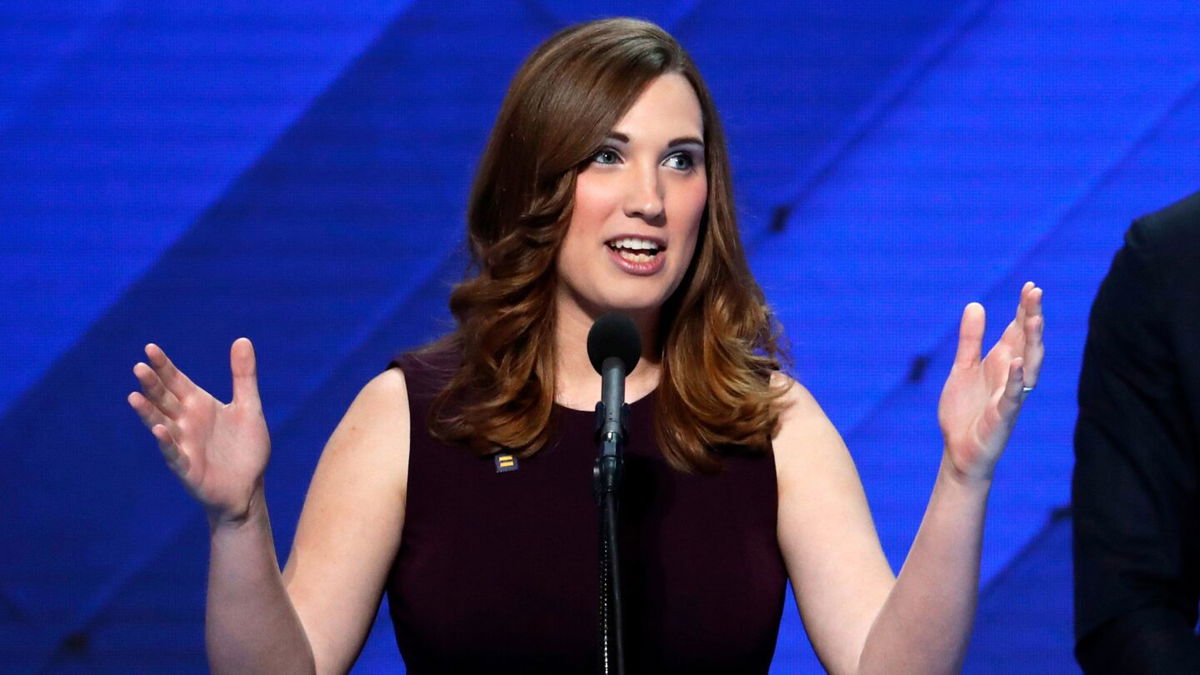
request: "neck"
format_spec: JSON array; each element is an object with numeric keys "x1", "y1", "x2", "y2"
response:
[{"x1": 553, "y1": 297, "x2": 662, "y2": 411}]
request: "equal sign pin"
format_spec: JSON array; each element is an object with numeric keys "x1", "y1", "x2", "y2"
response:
[{"x1": 494, "y1": 453, "x2": 518, "y2": 473}]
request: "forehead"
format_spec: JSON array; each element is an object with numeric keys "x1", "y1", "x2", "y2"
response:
[{"x1": 611, "y1": 73, "x2": 703, "y2": 141}]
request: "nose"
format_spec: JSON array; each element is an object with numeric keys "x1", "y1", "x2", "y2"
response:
[{"x1": 622, "y1": 163, "x2": 665, "y2": 222}]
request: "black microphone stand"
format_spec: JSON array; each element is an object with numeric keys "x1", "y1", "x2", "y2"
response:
[{"x1": 593, "y1": 356, "x2": 628, "y2": 675}]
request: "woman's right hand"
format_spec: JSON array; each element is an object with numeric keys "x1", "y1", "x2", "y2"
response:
[{"x1": 128, "y1": 337, "x2": 270, "y2": 527}]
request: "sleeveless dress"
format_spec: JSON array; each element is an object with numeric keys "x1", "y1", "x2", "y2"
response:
[{"x1": 386, "y1": 349, "x2": 787, "y2": 673}]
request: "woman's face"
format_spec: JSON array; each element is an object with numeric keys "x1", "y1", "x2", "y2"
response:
[{"x1": 555, "y1": 73, "x2": 708, "y2": 327}]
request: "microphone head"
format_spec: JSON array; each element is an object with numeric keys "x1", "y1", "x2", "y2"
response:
[{"x1": 587, "y1": 313, "x2": 641, "y2": 376}]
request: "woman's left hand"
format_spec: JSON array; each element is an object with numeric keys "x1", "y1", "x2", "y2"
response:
[{"x1": 938, "y1": 282, "x2": 1044, "y2": 483}]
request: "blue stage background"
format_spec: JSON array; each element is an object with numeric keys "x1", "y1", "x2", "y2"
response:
[{"x1": 2, "y1": 1, "x2": 1198, "y2": 672}]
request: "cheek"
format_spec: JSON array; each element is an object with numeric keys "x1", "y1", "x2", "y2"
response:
[
  {"x1": 571, "y1": 176, "x2": 619, "y2": 234},
  {"x1": 559, "y1": 179, "x2": 611, "y2": 273},
  {"x1": 673, "y1": 178, "x2": 708, "y2": 249}
]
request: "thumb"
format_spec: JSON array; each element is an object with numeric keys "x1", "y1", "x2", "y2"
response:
[
  {"x1": 953, "y1": 303, "x2": 985, "y2": 367},
  {"x1": 230, "y1": 337, "x2": 261, "y2": 406}
]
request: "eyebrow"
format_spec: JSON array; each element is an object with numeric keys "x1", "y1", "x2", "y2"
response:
[{"x1": 606, "y1": 132, "x2": 704, "y2": 148}]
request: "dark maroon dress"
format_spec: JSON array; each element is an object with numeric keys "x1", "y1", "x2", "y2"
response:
[{"x1": 386, "y1": 350, "x2": 787, "y2": 673}]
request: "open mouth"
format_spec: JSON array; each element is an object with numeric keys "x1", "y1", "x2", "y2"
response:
[{"x1": 605, "y1": 237, "x2": 664, "y2": 264}]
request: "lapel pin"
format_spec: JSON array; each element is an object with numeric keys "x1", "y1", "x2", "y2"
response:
[{"x1": 494, "y1": 453, "x2": 518, "y2": 473}]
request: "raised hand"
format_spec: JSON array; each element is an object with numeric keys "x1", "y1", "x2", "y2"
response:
[
  {"x1": 938, "y1": 282, "x2": 1044, "y2": 483},
  {"x1": 128, "y1": 338, "x2": 271, "y2": 525}
]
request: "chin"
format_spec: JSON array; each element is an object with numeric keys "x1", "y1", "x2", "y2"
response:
[
  {"x1": 558, "y1": 268, "x2": 683, "y2": 323},
  {"x1": 592, "y1": 288, "x2": 673, "y2": 317}
]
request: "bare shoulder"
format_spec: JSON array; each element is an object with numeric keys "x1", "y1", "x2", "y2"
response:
[
  {"x1": 770, "y1": 371, "x2": 824, "y2": 420},
  {"x1": 769, "y1": 372, "x2": 847, "y2": 477},
  {"x1": 291, "y1": 366, "x2": 411, "y2": 546},
  {"x1": 308, "y1": 366, "x2": 411, "y2": 507},
  {"x1": 769, "y1": 372, "x2": 874, "y2": 542},
  {"x1": 341, "y1": 367, "x2": 409, "y2": 433},
  {"x1": 308, "y1": 368, "x2": 410, "y2": 487}
]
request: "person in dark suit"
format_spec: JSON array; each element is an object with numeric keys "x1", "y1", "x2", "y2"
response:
[{"x1": 1074, "y1": 189, "x2": 1200, "y2": 672}]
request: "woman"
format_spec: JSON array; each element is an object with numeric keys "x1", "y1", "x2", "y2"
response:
[{"x1": 128, "y1": 18, "x2": 1044, "y2": 674}]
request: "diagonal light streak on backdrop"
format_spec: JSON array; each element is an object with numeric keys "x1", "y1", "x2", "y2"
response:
[
  {"x1": 832, "y1": 68, "x2": 1200, "y2": 458},
  {"x1": 24, "y1": 4, "x2": 426, "y2": 670},
  {"x1": 744, "y1": 0, "x2": 1000, "y2": 257}
]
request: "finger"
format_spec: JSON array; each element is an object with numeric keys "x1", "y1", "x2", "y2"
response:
[
  {"x1": 995, "y1": 314, "x2": 1023, "y2": 356},
  {"x1": 128, "y1": 390, "x2": 171, "y2": 432},
  {"x1": 1023, "y1": 289, "x2": 1045, "y2": 386},
  {"x1": 999, "y1": 281, "x2": 1037, "y2": 344},
  {"x1": 144, "y1": 343, "x2": 195, "y2": 399},
  {"x1": 230, "y1": 337, "x2": 261, "y2": 407},
  {"x1": 995, "y1": 282, "x2": 1040, "y2": 359},
  {"x1": 151, "y1": 423, "x2": 191, "y2": 476},
  {"x1": 954, "y1": 302, "x2": 985, "y2": 367},
  {"x1": 998, "y1": 356, "x2": 1026, "y2": 420},
  {"x1": 1015, "y1": 281, "x2": 1034, "y2": 326},
  {"x1": 133, "y1": 362, "x2": 182, "y2": 418},
  {"x1": 1025, "y1": 283, "x2": 1042, "y2": 317}
]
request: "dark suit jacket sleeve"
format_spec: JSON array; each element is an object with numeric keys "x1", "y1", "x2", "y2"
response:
[{"x1": 1073, "y1": 211, "x2": 1200, "y2": 673}]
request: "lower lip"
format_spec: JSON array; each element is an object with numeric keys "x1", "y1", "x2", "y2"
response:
[{"x1": 606, "y1": 247, "x2": 666, "y2": 276}]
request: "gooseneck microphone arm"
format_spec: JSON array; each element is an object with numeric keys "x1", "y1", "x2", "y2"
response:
[
  {"x1": 587, "y1": 313, "x2": 640, "y2": 675},
  {"x1": 593, "y1": 356, "x2": 627, "y2": 675}
]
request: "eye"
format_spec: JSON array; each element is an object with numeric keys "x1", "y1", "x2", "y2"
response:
[
  {"x1": 664, "y1": 151, "x2": 698, "y2": 172},
  {"x1": 591, "y1": 147, "x2": 621, "y2": 165}
]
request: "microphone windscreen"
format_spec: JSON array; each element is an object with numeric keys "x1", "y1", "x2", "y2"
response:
[{"x1": 586, "y1": 313, "x2": 641, "y2": 376}]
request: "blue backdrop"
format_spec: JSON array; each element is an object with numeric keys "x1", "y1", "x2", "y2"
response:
[{"x1": 2, "y1": 1, "x2": 1198, "y2": 672}]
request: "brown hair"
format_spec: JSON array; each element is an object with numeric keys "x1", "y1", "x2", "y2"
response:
[{"x1": 426, "y1": 17, "x2": 786, "y2": 473}]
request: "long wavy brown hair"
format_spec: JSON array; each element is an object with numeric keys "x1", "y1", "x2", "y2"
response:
[{"x1": 425, "y1": 17, "x2": 787, "y2": 473}]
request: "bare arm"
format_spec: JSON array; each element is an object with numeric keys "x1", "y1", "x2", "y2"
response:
[
  {"x1": 206, "y1": 489, "x2": 315, "y2": 673},
  {"x1": 855, "y1": 456, "x2": 990, "y2": 674},
  {"x1": 129, "y1": 341, "x2": 409, "y2": 673},
  {"x1": 776, "y1": 283, "x2": 1044, "y2": 674},
  {"x1": 283, "y1": 368, "x2": 409, "y2": 673}
]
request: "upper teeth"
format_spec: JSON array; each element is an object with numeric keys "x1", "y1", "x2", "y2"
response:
[{"x1": 609, "y1": 238, "x2": 659, "y2": 251}]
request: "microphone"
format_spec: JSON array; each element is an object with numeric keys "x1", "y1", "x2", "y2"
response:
[
  {"x1": 587, "y1": 312, "x2": 641, "y2": 452},
  {"x1": 586, "y1": 312, "x2": 639, "y2": 675}
]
